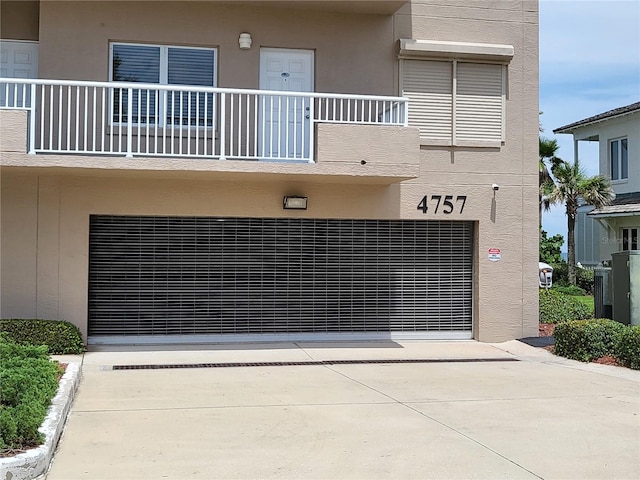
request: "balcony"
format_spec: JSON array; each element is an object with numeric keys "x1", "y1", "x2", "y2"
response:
[{"x1": 0, "y1": 79, "x2": 419, "y2": 184}]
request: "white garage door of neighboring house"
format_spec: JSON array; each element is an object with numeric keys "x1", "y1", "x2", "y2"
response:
[
  {"x1": 0, "y1": 40, "x2": 38, "y2": 78},
  {"x1": 88, "y1": 216, "x2": 474, "y2": 343}
]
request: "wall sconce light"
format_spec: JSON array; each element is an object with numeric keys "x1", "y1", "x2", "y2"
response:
[
  {"x1": 283, "y1": 196, "x2": 308, "y2": 210},
  {"x1": 239, "y1": 33, "x2": 252, "y2": 50}
]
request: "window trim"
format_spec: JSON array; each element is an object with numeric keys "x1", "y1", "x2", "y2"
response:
[
  {"x1": 621, "y1": 227, "x2": 638, "y2": 251},
  {"x1": 609, "y1": 136, "x2": 628, "y2": 182},
  {"x1": 108, "y1": 41, "x2": 218, "y2": 127}
]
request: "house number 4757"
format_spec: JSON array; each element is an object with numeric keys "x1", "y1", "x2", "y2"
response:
[{"x1": 417, "y1": 195, "x2": 467, "y2": 214}]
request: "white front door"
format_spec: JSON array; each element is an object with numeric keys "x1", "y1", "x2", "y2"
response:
[
  {"x1": 0, "y1": 40, "x2": 38, "y2": 107},
  {"x1": 0, "y1": 40, "x2": 38, "y2": 78},
  {"x1": 259, "y1": 48, "x2": 314, "y2": 161}
]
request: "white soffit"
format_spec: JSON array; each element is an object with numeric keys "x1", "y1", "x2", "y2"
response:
[{"x1": 399, "y1": 39, "x2": 514, "y2": 62}]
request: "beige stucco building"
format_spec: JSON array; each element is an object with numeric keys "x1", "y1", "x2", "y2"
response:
[{"x1": 1, "y1": 1, "x2": 539, "y2": 345}]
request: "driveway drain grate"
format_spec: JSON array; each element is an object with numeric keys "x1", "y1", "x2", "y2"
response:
[{"x1": 112, "y1": 358, "x2": 518, "y2": 370}]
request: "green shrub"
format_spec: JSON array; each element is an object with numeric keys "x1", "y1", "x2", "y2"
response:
[
  {"x1": 0, "y1": 319, "x2": 85, "y2": 354},
  {"x1": 551, "y1": 262, "x2": 568, "y2": 286},
  {"x1": 549, "y1": 263, "x2": 594, "y2": 294},
  {"x1": 553, "y1": 285, "x2": 586, "y2": 296},
  {"x1": 576, "y1": 268, "x2": 595, "y2": 295},
  {"x1": 553, "y1": 319, "x2": 626, "y2": 362},
  {"x1": 615, "y1": 325, "x2": 640, "y2": 370},
  {"x1": 539, "y1": 290, "x2": 594, "y2": 324},
  {"x1": 0, "y1": 338, "x2": 62, "y2": 450}
]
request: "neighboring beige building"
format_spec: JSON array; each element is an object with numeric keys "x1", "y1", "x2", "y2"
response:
[
  {"x1": 554, "y1": 102, "x2": 640, "y2": 265},
  {"x1": 0, "y1": 1, "x2": 539, "y2": 345}
]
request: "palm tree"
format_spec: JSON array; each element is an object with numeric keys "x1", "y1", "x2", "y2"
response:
[
  {"x1": 548, "y1": 157, "x2": 614, "y2": 285},
  {"x1": 539, "y1": 137, "x2": 559, "y2": 227}
]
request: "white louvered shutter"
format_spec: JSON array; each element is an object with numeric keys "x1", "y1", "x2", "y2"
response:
[
  {"x1": 402, "y1": 60, "x2": 452, "y2": 143},
  {"x1": 455, "y1": 62, "x2": 504, "y2": 145}
]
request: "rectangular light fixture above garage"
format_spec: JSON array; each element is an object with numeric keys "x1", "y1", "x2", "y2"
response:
[{"x1": 283, "y1": 196, "x2": 308, "y2": 210}]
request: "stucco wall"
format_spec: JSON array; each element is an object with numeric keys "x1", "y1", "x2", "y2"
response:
[
  {"x1": 38, "y1": 1, "x2": 395, "y2": 95},
  {"x1": 0, "y1": 1, "x2": 39, "y2": 41},
  {"x1": 0, "y1": 110, "x2": 29, "y2": 152},
  {"x1": 0, "y1": 173, "x2": 38, "y2": 318},
  {"x1": 1, "y1": 164, "x2": 538, "y2": 342}
]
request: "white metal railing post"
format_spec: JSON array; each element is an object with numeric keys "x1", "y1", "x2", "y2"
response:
[
  {"x1": 307, "y1": 97, "x2": 315, "y2": 164},
  {"x1": 125, "y1": 87, "x2": 133, "y2": 157},
  {"x1": 219, "y1": 91, "x2": 226, "y2": 160},
  {"x1": 403, "y1": 99, "x2": 409, "y2": 126},
  {"x1": 28, "y1": 83, "x2": 36, "y2": 154}
]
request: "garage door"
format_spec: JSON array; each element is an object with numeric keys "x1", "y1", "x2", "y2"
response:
[{"x1": 88, "y1": 216, "x2": 473, "y2": 341}]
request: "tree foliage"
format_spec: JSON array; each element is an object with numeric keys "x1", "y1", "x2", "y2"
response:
[
  {"x1": 539, "y1": 137, "x2": 560, "y2": 226},
  {"x1": 539, "y1": 229, "x2": 564, "y2": 264},
  {"x1": 547, "y1": 158, "x2": 614, "y2": 285}
]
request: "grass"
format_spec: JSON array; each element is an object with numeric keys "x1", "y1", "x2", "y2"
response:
[{"x1": 573, "y1": 295, "x2": 595, "y2": 310}]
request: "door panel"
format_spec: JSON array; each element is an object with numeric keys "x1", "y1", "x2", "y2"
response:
[
  {"x1": 259, "y1": 48, "x2": 313, "y2": 160},
  {"x1": 0, "y1": 40, "x2": 38, "y2": 108},
  {"x1": 0, "y1": 40, "x2": 38, "y2": 78}
]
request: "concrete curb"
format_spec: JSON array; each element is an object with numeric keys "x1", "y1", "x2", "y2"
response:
[
  {"x1": 0, "y1": 362, "x2": 81, "y2": 480},
  {"x1": 493, "y1": 340, "x2": 640, "y2": 382}
]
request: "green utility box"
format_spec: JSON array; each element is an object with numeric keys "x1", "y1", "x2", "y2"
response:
[{"x1": 611, "y1": 251, "x2": 640, "y2": 326}]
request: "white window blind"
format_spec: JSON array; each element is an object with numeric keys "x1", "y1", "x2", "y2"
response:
[
  {"x1": 402, "y1": 59, "x2": 506, "y2": 146},
  {"x1": 110, "y1": 43, "x2": 216, "y2": 126}
]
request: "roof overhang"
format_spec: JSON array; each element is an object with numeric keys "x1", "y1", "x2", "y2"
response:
[
  {"x1": 588, "y1": 209, "x2": 640, "y2": 219},
  {"x1": 554, "y1": 102, "x2": 640, "y2": 134}
]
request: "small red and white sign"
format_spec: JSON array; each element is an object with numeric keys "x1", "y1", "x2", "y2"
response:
[{"x1": 488, "y1": 248, "x2": 501, "y2": 262}]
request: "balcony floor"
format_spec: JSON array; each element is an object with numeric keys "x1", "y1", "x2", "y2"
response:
[{"x1": 0, "y1": 152, "x2": 418, "y2": 185}]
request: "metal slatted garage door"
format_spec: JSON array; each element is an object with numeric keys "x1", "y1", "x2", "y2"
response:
[{"x1": 88, "y1": 216, "x2": 473, "y2": 340}]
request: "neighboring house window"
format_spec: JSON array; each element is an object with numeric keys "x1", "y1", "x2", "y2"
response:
[
  {"x1": 609, "y1": 137, "x2": 628, "y2": 181},
  {"x1": 401, "y1": 59, "x2": 506, "y2": 147},
  {"x1": 621, "y1": 227, "x2": 638, "y2": 251},
  {"x1": 109, "y1": 42, "x2": 216, "y2": 125}
]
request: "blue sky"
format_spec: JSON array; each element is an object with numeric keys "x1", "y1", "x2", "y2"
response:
[{"x1": 539, "y1": 0, "x2": 640, "y2": 251}]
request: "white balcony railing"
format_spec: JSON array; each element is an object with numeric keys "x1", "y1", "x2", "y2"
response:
[{"x1": 0, "y1": 78, "x2": 408, "y2": 163}]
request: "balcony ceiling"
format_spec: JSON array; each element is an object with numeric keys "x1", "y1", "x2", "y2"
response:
[{"x1": 224, "y1": 1, "x2": 409, "y2": 15}]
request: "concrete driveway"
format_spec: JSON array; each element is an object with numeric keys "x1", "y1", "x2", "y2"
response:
[{"x1": 47, "y1": 341, "x2": 640, "y2": 480}]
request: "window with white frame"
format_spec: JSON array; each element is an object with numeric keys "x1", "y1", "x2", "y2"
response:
[
  {"x1": 609, "y1": 137, "x2": 628, "y2": 181},
  {"x1": 621, "y1": 227, "x2": 638, "y2": 251},
  {"x1": 401, "y1": 59, "x2": 506, "y2": 147},
  {"x1": 109, "y1": 42, "x2": 217, "y2": 126}
]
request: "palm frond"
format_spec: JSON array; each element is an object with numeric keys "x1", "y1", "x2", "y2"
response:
[
  {"x1": 580, "y1": 175, "x2": 615, "y2": 207},
  {"x1": 539, "y1": 137, "x2": 559, "y2": 160}
]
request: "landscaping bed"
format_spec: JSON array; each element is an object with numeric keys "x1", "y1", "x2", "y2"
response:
[
  {"x1": 537, "y1": 289, "x2": 640, "y2": 369},
  {"x1": 0, "y1": 319, "x2": 85, "y2": 457},
  {"x1": 0, "y1": 339, "x2": 63, "y2": 454}
]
